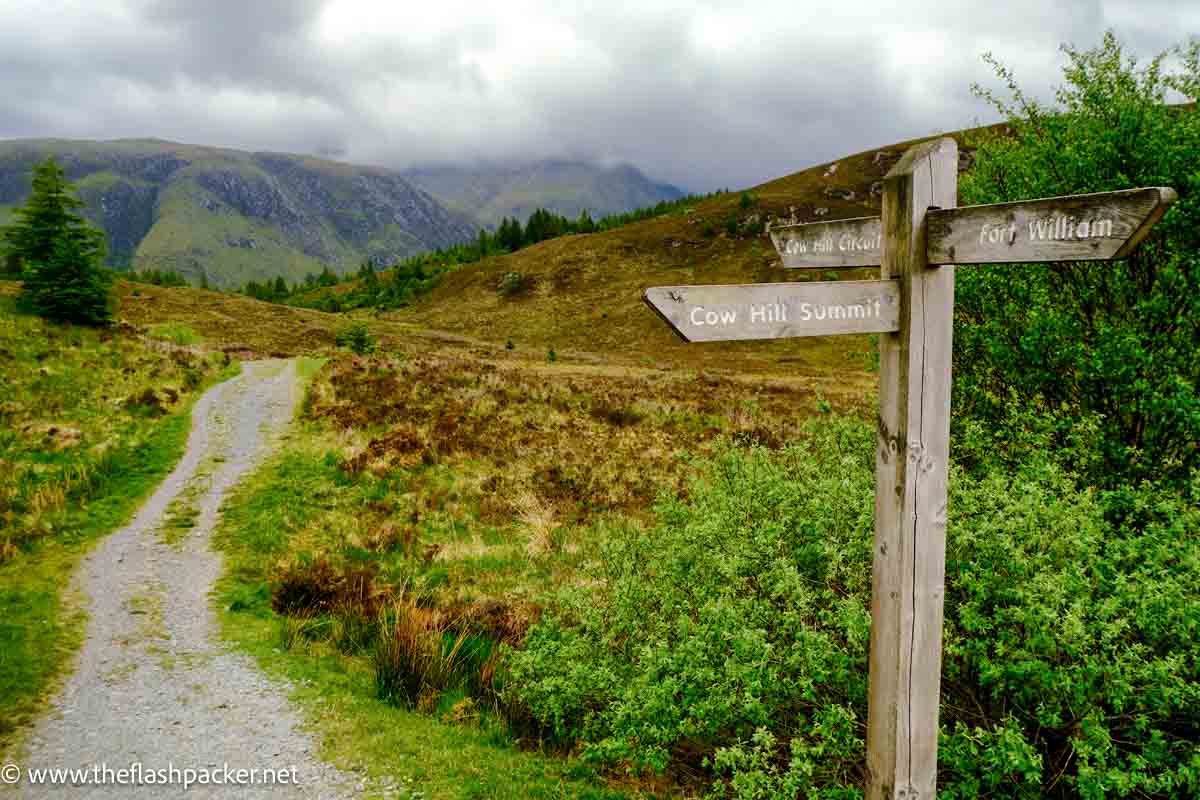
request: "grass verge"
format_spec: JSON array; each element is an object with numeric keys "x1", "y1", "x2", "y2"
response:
[
  {"x1": 0, "y1": 295, "x2": 239, "y2": 751},
  {"x1": 214, "y1": 357, "x2": 635, "y2": 800}
]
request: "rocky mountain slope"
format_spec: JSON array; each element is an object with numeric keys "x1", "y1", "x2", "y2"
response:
[
  {"x1": 0, "y1": 139, "x2": 480, "y2": 288},
  {"x1": 402, "y1": 160, "x2": 684, "y2": 227}
]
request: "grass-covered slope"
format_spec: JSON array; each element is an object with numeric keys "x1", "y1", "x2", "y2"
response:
[{"x1": 0, "y1": 138, "x2": 479, "y2": 288}]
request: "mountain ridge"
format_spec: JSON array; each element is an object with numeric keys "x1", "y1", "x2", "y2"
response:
[{"x1": 0, "y1": 138, "x2": 480, "y2": 288}]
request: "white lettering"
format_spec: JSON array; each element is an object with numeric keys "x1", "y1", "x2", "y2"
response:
[{"x1": 799, "y1": 303, "x2": 812, "y2": 321}]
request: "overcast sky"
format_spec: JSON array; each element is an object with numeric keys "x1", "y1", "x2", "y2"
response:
[{"x1": 0, "y1": 1, "x2": 1195, "y2": 191}]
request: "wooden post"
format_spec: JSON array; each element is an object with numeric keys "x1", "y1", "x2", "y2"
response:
[{"x1": 867, "y1": 137, "x2": 957, "y2": 799}]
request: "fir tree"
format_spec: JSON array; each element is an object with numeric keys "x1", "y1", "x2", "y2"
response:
[
  {"x1": 2, "y1": 158, "x2": 112, "y2": 325},
  {"x1": 20, "y1": 235, "x2": 113, "y2": 325}
]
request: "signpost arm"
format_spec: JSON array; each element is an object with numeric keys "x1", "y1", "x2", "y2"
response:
[{"x1": 868, "y1": 136, "x2": 957, "y2": 799}]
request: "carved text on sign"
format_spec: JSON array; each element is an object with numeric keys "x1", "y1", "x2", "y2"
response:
[
  {"x1": 644, "y1": 280, "x2": 900, "y2": 342},
  {"x1": 978, "y1": 216, "x2": 1114, "y2": 245}
]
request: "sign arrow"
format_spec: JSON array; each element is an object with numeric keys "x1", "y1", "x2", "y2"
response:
[
  {"x1": 644, "y1": 280, "x2": 899, "y2": 342},
  {"x1": 927, "y1": 186, "x2": 1177, "y2": 264},
  {"x1": 770, "y1": 216, "x2": 882, "y2": 269},
  {"x1": 768, "y1": 187, "x2": 1175, "y2": 270}
]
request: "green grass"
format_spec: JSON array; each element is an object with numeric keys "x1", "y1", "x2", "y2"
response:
[
  {"x1": 147, "y1": 321, "x2": 202, "y2": 346},
  {"x1": 0, "y1": 391, "x2": 217, "y2": 747},
  {"x1": 0, "y1": 296, "x2": 238, "y2": 750},
  {"x1": 213, "y1": 359, "x2": 635, "y2": 800}
]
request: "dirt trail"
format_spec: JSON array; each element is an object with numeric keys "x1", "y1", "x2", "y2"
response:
[{"x1": 5, "y1": 361, "x2": 357, "y2": 798}]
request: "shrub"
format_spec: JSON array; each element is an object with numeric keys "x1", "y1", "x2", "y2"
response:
[
  {"x1": 334, "y1": 322, "x2": 376, "y2": 355},
  {"x1": 507, "y1": 420, "x2": 877, "y2": 774},
  {"x1": 497, "y1": 271, "x2": 527, "y2": 297},
  {"x1": 505, "y1": 420, "x2": 1200, "y2": 797},
  {"x1": 954, "y1": 32, "x2": 1200, "y2": 486},
  {"x1": 270, "y1": 554, "x2": 379, "y2": 617}
]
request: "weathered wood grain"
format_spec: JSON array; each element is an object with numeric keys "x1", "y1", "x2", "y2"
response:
[
  {"x1": 769, "y1": 216, "x2": 883, "y2": 268},
  {"x1": 927, "y1": 187, "x2": 1176, "y2": 265},
  {"x1": 643, "y1": 280, "x2": 899, "y2": 342},
  {"x1": 867, "y1": 136, "x2": 956, "y2": 800}
]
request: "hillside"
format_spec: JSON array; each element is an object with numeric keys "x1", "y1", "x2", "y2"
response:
[
  {"x1": 0, "y1": 139, "x2": 479, "y2": 288},
  {"x1": 376, "y1": 130, "x2": 983, "y2": 371},
  {"x1": 106, "y1": 127, "x2": 988, "y2": 376},
  {"x1": 403, "y1": 160, "x2": 684, "y2": 227}
]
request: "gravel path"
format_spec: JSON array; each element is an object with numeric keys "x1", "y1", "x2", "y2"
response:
[{"x1": 5, "y1": 360, "x2": 357, "y2": 798}]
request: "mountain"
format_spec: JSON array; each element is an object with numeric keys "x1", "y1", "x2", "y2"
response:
[
  {"x1": 0, "y1": 139, "x2": 479, "y2": 288},
  {"x1": 402, "y1": 160, "x2": 685, "y2": 227}
]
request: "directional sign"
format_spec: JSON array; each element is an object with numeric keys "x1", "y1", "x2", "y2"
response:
[
  {"x1": 645, "y1": 133, "x2": 1177, "y2": 800},
  {"x1": 644, "y1": 280, "x2": 899, "y2": 342},
  {"x1": 927, "y1": 186, "x2": 1177, "y2": 264},
  {"x1": 770, "y1": 216, "x2": 882, "y2": 268},
  {"x1": 769, "y1": 187, "x2": 1176, "y2": 269}
]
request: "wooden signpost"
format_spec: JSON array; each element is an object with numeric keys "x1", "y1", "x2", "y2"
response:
[
  {"x1": 643, "y1": 137, "x2": 1175, "y2": 799},
  {"x1": 769, "y1": 215, "x2": 882, "y2": 268},
  {"x1": 643, "y1": 280, "x2": 900, "y2": 341}
]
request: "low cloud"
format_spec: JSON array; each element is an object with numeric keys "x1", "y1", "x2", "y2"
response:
[{"x1": 0, "y1": 0, "x2": 1193, "y2": 191}]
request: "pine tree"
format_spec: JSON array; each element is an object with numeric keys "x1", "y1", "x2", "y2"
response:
[
  {"x1": 2, "y1": 158, "x2": 112, "y2": 325},
  {"x1": 20, "y1": 235, "x2": 113, "y2": 325}
]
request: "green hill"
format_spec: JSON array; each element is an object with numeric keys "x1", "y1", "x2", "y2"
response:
[{"x1": 0, "y1": 139, "x2": 480, "y2": 288}]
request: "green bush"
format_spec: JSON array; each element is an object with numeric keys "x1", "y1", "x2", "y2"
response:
[
  {"x1": 507, "y1": 420, "x2": 876, "y2": 776},
  {"x1": 505, "y1": 420, "x2": 1200, "y2": 797},
  {"x1": 335, "y1": 323, "x2": 376, "y2": 355},
  {"x1": 497, "y1": 271, "x2": 527, "y2": 297},
  {"x1": 954, "y1": 33, "x2": 1200, "y2": 485}
]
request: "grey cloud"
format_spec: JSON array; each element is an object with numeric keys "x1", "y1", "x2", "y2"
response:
[{"x1": 0, "y1": 1, "x2": 1194, "y2": 192}]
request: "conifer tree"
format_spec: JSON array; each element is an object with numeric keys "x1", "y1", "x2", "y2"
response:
[{"x1": 2, "y1": 158, "x2": 112, "y2": 325}]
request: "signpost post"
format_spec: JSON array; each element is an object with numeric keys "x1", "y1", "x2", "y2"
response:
[{"x1": 643, "y1": 136, "x2": 1175, "y2": 799}]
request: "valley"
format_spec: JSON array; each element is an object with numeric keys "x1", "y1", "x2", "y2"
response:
[{"x1": 2, "y1": 39, "x2": 1198, "y2": 796}]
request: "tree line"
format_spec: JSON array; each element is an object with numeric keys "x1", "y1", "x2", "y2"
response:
[{"x1": 236, "y1": 192, "x2": 716, "y2": 312}]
